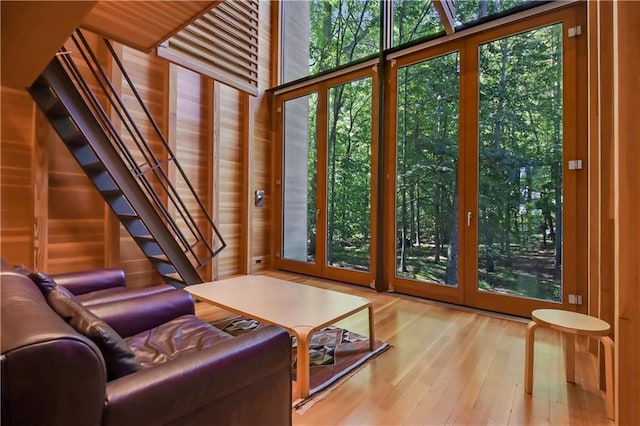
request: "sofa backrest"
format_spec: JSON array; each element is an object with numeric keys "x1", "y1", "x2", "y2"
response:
[{"x1": 1, "y1": 271, "x2": 107, "y2": 426}]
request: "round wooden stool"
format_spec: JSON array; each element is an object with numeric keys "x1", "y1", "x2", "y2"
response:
[{"x1": 524, "y1": 309, "x2": 614, "y2": 420}]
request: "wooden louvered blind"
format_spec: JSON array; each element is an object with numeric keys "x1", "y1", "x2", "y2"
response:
[{"x1": 157, "y1": 0, "x2": 259, "y2": 96}]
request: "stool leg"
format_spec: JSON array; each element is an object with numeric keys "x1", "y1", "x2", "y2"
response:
[
  {"x1": 564, "y1": 333, "x2": 576, "y2": 383},
  {"x1": 600, "y1": 336, "x2": 614, "y2": 420},
  {"x1": 525, "y1": 321, "x2": 538, "y2": 394}
]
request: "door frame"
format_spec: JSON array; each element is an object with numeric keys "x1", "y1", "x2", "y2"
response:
[
  {"x1": 273, "y1": 66, "x2": 379, "y2": 287},
  {"x1": 384, "y1": 4, "x2": 588, "y2": 317},
  {"x1": 384, "y1": 39, "x2": 467, "y2": 305},
  {"x1": 462, "y1": 5, "x2": 587, "y2": 317}
]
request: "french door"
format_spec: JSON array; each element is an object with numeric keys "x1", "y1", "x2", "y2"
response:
[
  {"x1": 274, "y1": 68, "x2": 379, "y2": 286},
  {"x1": 387, "y1": 5, "x2": 587, "y2": 317}
]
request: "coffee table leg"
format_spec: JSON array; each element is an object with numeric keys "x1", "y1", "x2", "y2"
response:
[
  {"x1": 295, "y1": 328, "x2": 312, "y2": 399},
  {"x1": 368, "y1": 304, "x2": 375, "y2": 351},
  {"x1": 525, "y1": 320, "x2": 538, "y2": 394}
]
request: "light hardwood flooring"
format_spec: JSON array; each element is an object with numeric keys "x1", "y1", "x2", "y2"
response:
[{"x1": 195, "y1": 271, "x2": 612, "y2": 426}]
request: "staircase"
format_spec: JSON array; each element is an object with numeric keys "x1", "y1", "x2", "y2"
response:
[{"x1": 28, "y1": 31, "x2": 225, "y2": 288}]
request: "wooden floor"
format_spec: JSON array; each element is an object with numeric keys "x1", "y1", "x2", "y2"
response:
[{"x1": 195, "y1": 271, "x2": 613, "y2": 426}]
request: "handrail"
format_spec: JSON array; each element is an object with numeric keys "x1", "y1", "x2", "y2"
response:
[{"x1": 58, "y1": 29, "x2": 226, "y2": 272}]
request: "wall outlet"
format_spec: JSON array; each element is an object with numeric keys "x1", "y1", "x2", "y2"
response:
[{"x1": 568, "y1": 294, "x2": 583, "y2": 305}]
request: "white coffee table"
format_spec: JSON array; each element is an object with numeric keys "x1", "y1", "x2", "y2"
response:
[{"x1": 185, "y1": 275, "x2": 375, "y2": 398}]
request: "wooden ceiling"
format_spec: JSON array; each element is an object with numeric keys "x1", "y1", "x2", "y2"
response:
[
  {"x1": 80, "y1": 1, "x2": 222, "y2": 53},
  {"x1": 1, "y1": 1, "x2": 97, "y2": 88},
  {"x1": 1, "y1": 0, "x2": 221, "y2": 88}
]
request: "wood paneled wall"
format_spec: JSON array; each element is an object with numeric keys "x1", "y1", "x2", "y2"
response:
[
  {"x1": 215, "y1": 83, "x2": 245, "y2": 277},
  {"x1": 116, "y1": 46, "x2": 169, "y2": 288},
  {"x1": 247, "y1": 0, "x2": 275, "y2": 273},
  {"x1": 613, "y1": 2, "x2": 640, "y2": 422},
  {"x1": 169, "y1": 64, "x2": 215, "y2": 280},
  {"x1": 0, "y1": 87, "x2": 35, "y2": 266},
  {"x1": 588, "y1": 1, "x2": 640, "y2": 422},
  {"x1": 46, "y1": 112, "x2": 106, "y2": 273}
]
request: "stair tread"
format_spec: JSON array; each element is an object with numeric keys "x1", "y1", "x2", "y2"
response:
[
  {"x1": 163, "y1": 272, "x2": 186, "y2": 282},
  {"x1": 132, "y1": 234, "x2": 155, "y2": 241}
]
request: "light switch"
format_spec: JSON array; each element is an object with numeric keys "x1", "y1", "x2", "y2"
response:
[{"x1": 255, "y1": 189, "x2": 265, "y2": 207}]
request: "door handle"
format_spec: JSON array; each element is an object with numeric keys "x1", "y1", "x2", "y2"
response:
[
  {"x1": 467, "y1": 211, "x2": 472, "y2": 227},
  {"x1": 316, "y1": 209, "x2": 321, "y2": 219}
]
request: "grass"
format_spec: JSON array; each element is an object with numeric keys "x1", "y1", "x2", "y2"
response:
[{"x1": 322, "y1": 240, "x2": 562, "y2": 302}]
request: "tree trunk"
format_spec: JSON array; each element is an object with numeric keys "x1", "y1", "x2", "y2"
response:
[
  {"x1": 415, "y1": 183, "x2": 421, "y2": 246},
  {"x1": 446, "y1": 166, "x2": 458, "y2": 285},
  {"x1": 434, "y1": 183, "x2": 441, "y2": 264},
  {"x1": 399, "y1": 69, "x2": 410, "y2": 272}
]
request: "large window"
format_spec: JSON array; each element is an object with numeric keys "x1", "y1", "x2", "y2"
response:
[
  {"x1": 276, "y1": 2, "x2": 586, "y2": 317},
  {"x1": 392, "y1": 0, "x2": 444, "y2": 46},
  {"x1": 477, "y1": 24, "x2": 564, "y2": 302},
  {"x1": 396, "y1": 52, "x2": 459, "y2": 285},
  {"x1": 281, "y1": 0, "x2": 541, "y2": 84},
  {"x1": 281, "y1": 0, "x2": 380, "y2": 83},
  {"x1": 455, "y1": 0, "x2": 532, "y2": 27}
]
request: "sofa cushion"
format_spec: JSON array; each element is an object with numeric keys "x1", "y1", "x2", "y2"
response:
[
  {"x1": 12, "y1": 264, "x2": 58, "y2": 296},
  {"x1": 47, "y1": 285, "x2": 142, "y2": 380},
  {"x1": 126, "y1": 314, "x2": 232, "y2": 367},
  {"x1": 76, "y1": 284, "x2": 174, "y2": 307}
]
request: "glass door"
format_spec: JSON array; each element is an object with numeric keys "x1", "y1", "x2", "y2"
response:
[
  {"x1": 275, "y1": 68, "x2": 378, "y2": 286},
  {"x1": 464, "y1": 10, "x2": 585, "y2": 316},
  {"x1": 388, "y1": 6, "x2": 586, "y2": 316},
  {"x1": 280, "y1": 91, "x2": 320, "y2": 274},
  {"x1": 387, "y1": 42, "x2": 465, "y2": 304}
]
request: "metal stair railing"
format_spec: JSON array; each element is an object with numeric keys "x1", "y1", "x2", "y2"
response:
[{"x1": 58, "y1": 29, "x2": 225, "y2": 273}]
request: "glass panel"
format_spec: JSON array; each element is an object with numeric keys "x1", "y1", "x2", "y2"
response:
[
  {"x1": 282, "y1": 94, "x2": 318, "y2": 263},
  {"x1": 282, "y1": 0, "x2": 380, "y2": 83},
  {"x1": 327, "y1": 77, "x2": 373, "y2": 272},
  {"x1": 478, "y1": 24, "x2": 563, "y2": 302},
  {"x1": 396, "y1": 52, "x2": 460, "y2": 285},
  {"x1": 455, "y1": 0, "x2": 531, "y2": 27},
  {"x1": 393, "y1": 0, "x2": 444, "y2": 47}
]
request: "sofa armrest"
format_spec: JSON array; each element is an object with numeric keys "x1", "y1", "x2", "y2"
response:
[
  {"x1": 51, "y1": 268, "x2": 126, "y2": 295},
  {"x1": 103, "y1": 325, "x2": 292, "y2": 426},
  {"x1": 88, "y1": 290, "x2": 195, "y2": 337}
]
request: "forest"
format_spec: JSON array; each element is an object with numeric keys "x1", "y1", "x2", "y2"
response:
[{"x1": 290, "y1": 0, "x2": 562, "y2": 302}]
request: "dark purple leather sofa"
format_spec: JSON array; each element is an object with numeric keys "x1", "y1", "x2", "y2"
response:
[
  {"x1": 1, "y1": 268, "x2": 292, "y2": 426},
  {"x1": 49, "y1": 267, "x2": 175, "y2": 306}
]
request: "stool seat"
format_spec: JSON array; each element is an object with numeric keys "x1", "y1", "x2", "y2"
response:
[
  {"x1": 532, "y1": 309, "x2": 611, "y2": 335},
  {"x1": 525, "y1": 308, "x2": 614, "y2": 420}
]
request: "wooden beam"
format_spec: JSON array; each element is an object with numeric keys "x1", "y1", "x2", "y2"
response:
[
  {"x1": 614, "y1": 1, "x2": 640, "y2": 422},
  {"x1": 81, "y1": 1, "x2": 221, "y2": 53},
  {"x1": 433, "y1": 0, "x2": 456, "y2": 35},
  {"x1": 0, "y1": 1, "x2": 97, "y2": 88}
]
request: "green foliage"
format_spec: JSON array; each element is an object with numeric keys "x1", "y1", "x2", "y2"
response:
[
  {"x1": 327, "y1": 77, "x2": 373, "y2": 270},
  {"x1": 284, "y1": 0, "x2": 564, "y2": 302},
  {"x1": 454, "y1": 0, "x2": 531, "y2": 26},
  {"x1": 309, "y1": 0, "x2": 380, "y2": 74},
  {"x1": 393, "y1": 0, "x2": 444, "y2": 46},
  {"x1": 396, "y1": 52, "x2": 460, "y2": 285},
  {"x1": 477, "y1": 23, "x2": 563, "y2": 301}
]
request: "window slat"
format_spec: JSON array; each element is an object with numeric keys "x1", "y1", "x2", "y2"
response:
[
  {"x1": 157, "y1": 0, "x2": 258, "y2": 95},
  {"x1": 190, "y1": 20, "x2": 257, "y2": 60},
  {"x1": 171, "y1": 30, "x2": 257, "y2": 70}
]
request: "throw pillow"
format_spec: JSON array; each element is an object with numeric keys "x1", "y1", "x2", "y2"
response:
[
  {"x1": 12, "y1": 264, "x2": 58, "y2": 296},
  {"x1": 47, "y1": 286, "x2": 142, "y2": 380}
]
